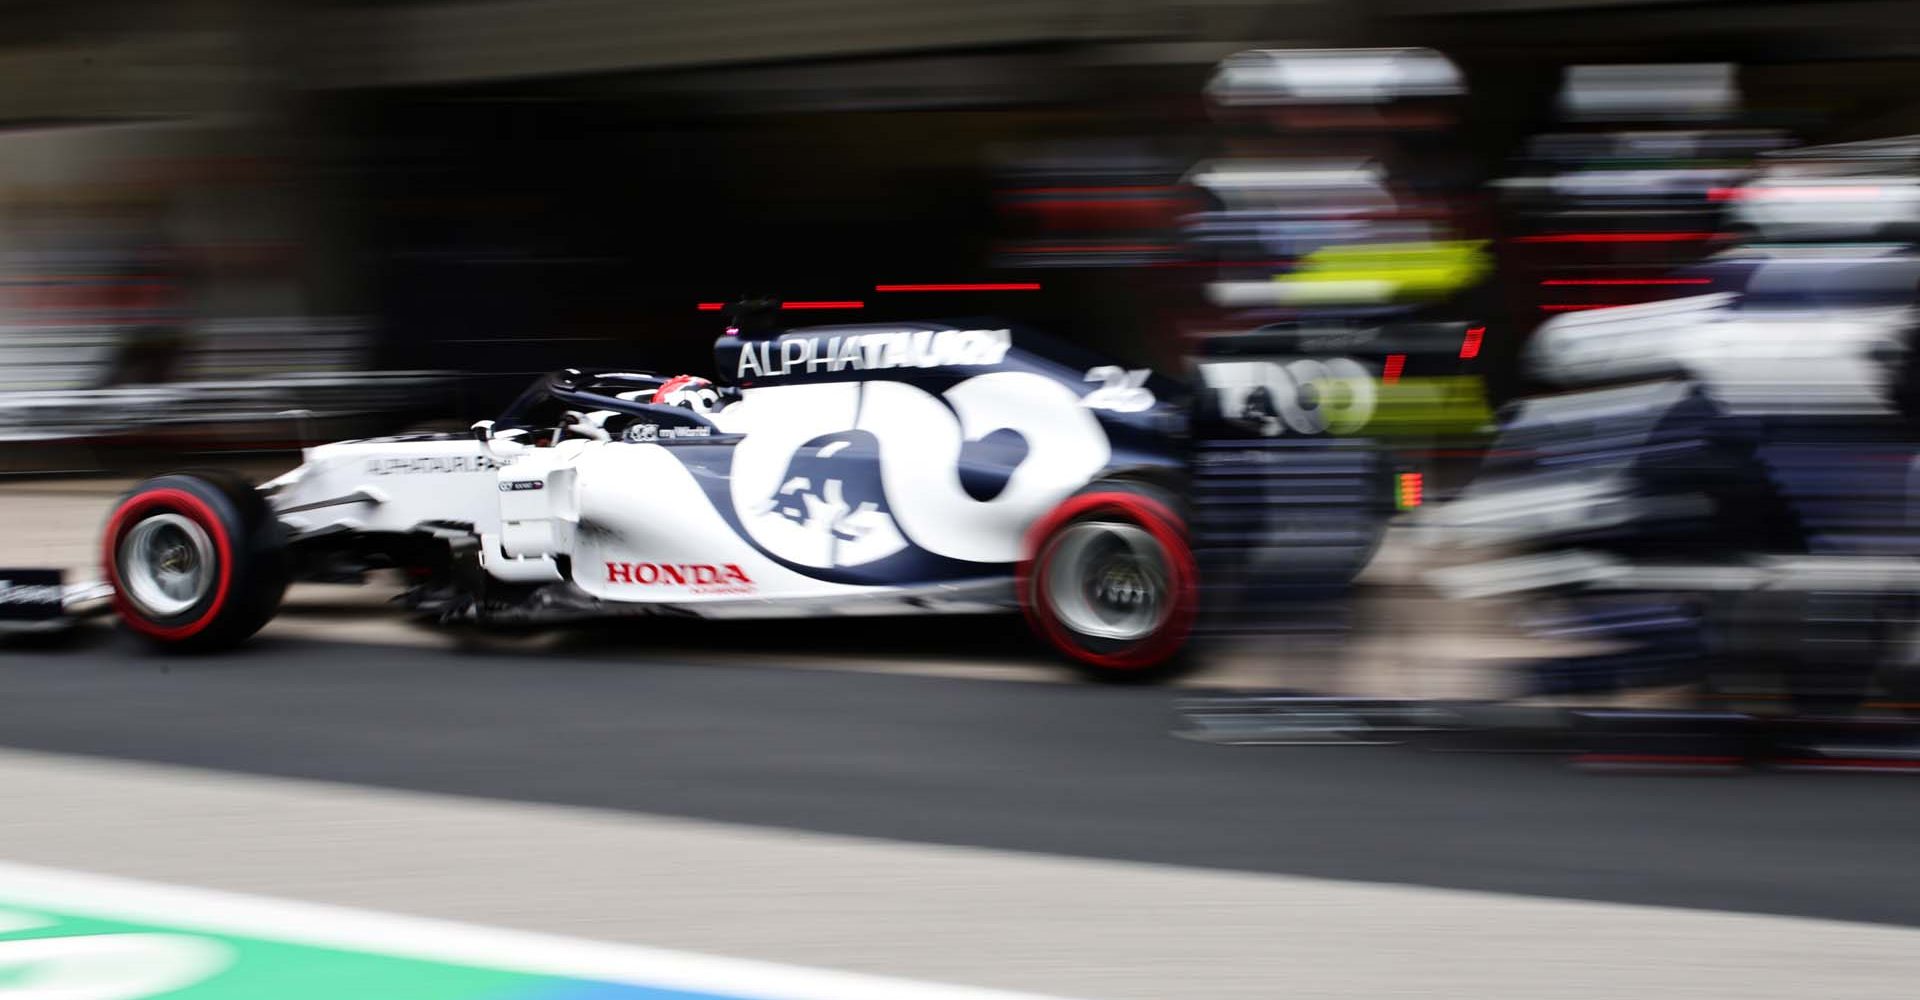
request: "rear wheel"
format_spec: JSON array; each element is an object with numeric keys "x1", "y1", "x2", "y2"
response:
[
  {"x1": 1020, "y1": 484, "x2": 1198, "y2": 683},
  {"x1": 103, "y1": 473, "x2": 287, "y2": 650}
]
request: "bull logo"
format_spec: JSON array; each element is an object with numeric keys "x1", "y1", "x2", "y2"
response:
[
  {"x1": 758, "y1": 431, "x2": 908, "y2": 568},
  {"x1": 726, "y1": 375, "x2": 1114, "y2": 569}
]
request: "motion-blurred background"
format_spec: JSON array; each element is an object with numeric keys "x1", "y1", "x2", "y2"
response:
[
  {"x1": 10, "y1": 12, "x2": 1920, "y2": 996},
  {"x1": 2, "y1": 0, "x2": 1918, "y2": 468}
]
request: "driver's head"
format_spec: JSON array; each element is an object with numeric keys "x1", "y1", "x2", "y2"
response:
[{"x1": 654, "y1": 375, "x2": 722, "y2": 414}]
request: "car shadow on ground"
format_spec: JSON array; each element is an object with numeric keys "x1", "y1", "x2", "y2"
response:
[{"x1": 535, "y1": 613, "x2": 1052, "y2": 665}]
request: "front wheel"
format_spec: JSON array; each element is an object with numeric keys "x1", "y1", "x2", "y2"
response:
[
  {"x1": 1019, "y1": 484, "x2": 1199, "y2": 683},
  {"x1": 103, "y1": 472, "x2": 287, "y2": 650}
]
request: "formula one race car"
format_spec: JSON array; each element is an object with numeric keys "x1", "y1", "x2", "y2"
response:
[{"x1": 96, "y1": 315, "x2": 1209, "y2": 679}]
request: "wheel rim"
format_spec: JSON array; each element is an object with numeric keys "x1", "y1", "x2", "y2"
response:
[
  {"x1": 119, "y1": 512, "x2": 215, "y2": 618},
  {"x1": 1043, "y1": 520, "x2": 1171, "y2": 641}
]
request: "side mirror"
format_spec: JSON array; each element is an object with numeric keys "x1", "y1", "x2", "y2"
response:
[{"x1": 472, "y1": 419, "x2": 531, "y2": 461}]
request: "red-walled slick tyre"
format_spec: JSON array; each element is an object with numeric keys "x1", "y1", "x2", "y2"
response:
[
  {"x1": 102, "y1": 472, "x2": 287, "y2": 650},
  {"x1": 1019, "y1": 483, "x2": 1198, "y2": 683}
]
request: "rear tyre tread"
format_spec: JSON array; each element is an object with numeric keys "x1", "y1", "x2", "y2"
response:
[{"x1": 1021, "y1": 481, "x2": 1199, "y2": 684}]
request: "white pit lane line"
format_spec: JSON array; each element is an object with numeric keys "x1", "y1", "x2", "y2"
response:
[
  {"x1": 0, "y1": 748, "x2": 1916, "y2": 999},
  {"x1": 0, "y1": 860, "x2": 1071, "y2": 1000}
]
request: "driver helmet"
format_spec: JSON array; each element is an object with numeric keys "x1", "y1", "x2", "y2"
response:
[{"x1": 653, "y1": 375, "x2": 722, "y2": 414}]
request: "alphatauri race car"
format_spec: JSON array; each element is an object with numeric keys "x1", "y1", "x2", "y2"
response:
[{"x1": 95, "y1": 316, "x2": 1214, "y2": 679}]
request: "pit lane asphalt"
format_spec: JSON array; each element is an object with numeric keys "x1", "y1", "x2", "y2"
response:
[{"x1": 3, "y1": 624, "x2": 1919, "y2": 929}]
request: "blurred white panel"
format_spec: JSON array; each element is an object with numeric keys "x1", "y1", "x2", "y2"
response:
[
  {"x1": 1560, "y1": 63, "x2": 1737, "y2": 121},
  {"x1": 1206, "y1": 48, "x2": 1463, "y2": 106}
]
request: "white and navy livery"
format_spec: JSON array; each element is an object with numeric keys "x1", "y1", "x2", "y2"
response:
[{"x1": 96, "y1": 319, "x2": 1200, "y2": 678}]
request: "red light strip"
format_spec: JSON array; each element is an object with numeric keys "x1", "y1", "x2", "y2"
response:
[
  {"x1": 1459, "y1": 326, "x2": 1484, "y2": 359},
  {"x1": 1012, "y1": 244, "x2": 1175, "y2": 253},
  {"x1": 1397, "y1": 472, "x2": 1424, "y2": 508},
  {"x1": 780, "y1": 301, "x2": 863, "y2": 310},
  {"x1": 696, "y1": 302, "x2": 725, "y2": 311},
  {"x1": 1013, "y1": 186, "x2": 1176, "y2": 195},
  {"x1": 1382, "y1": 353, "x2": 1406, "y2": 384},
  {"x1": 1011, "y1": 198, "x2": 1187, "y2": 211},
  {"x1": 1146, "y1": 259, "x2": 1297, "y2": 269},
  {"x1": 874, "y1": 283, "x2": 1042, "y2": 292},
  {"x1": 1514, "y1": 232, "x2": 1721, "y2": 244},
  {"x1": 1539, "y1": 278, "x2": 1711, "y2": 286}
]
